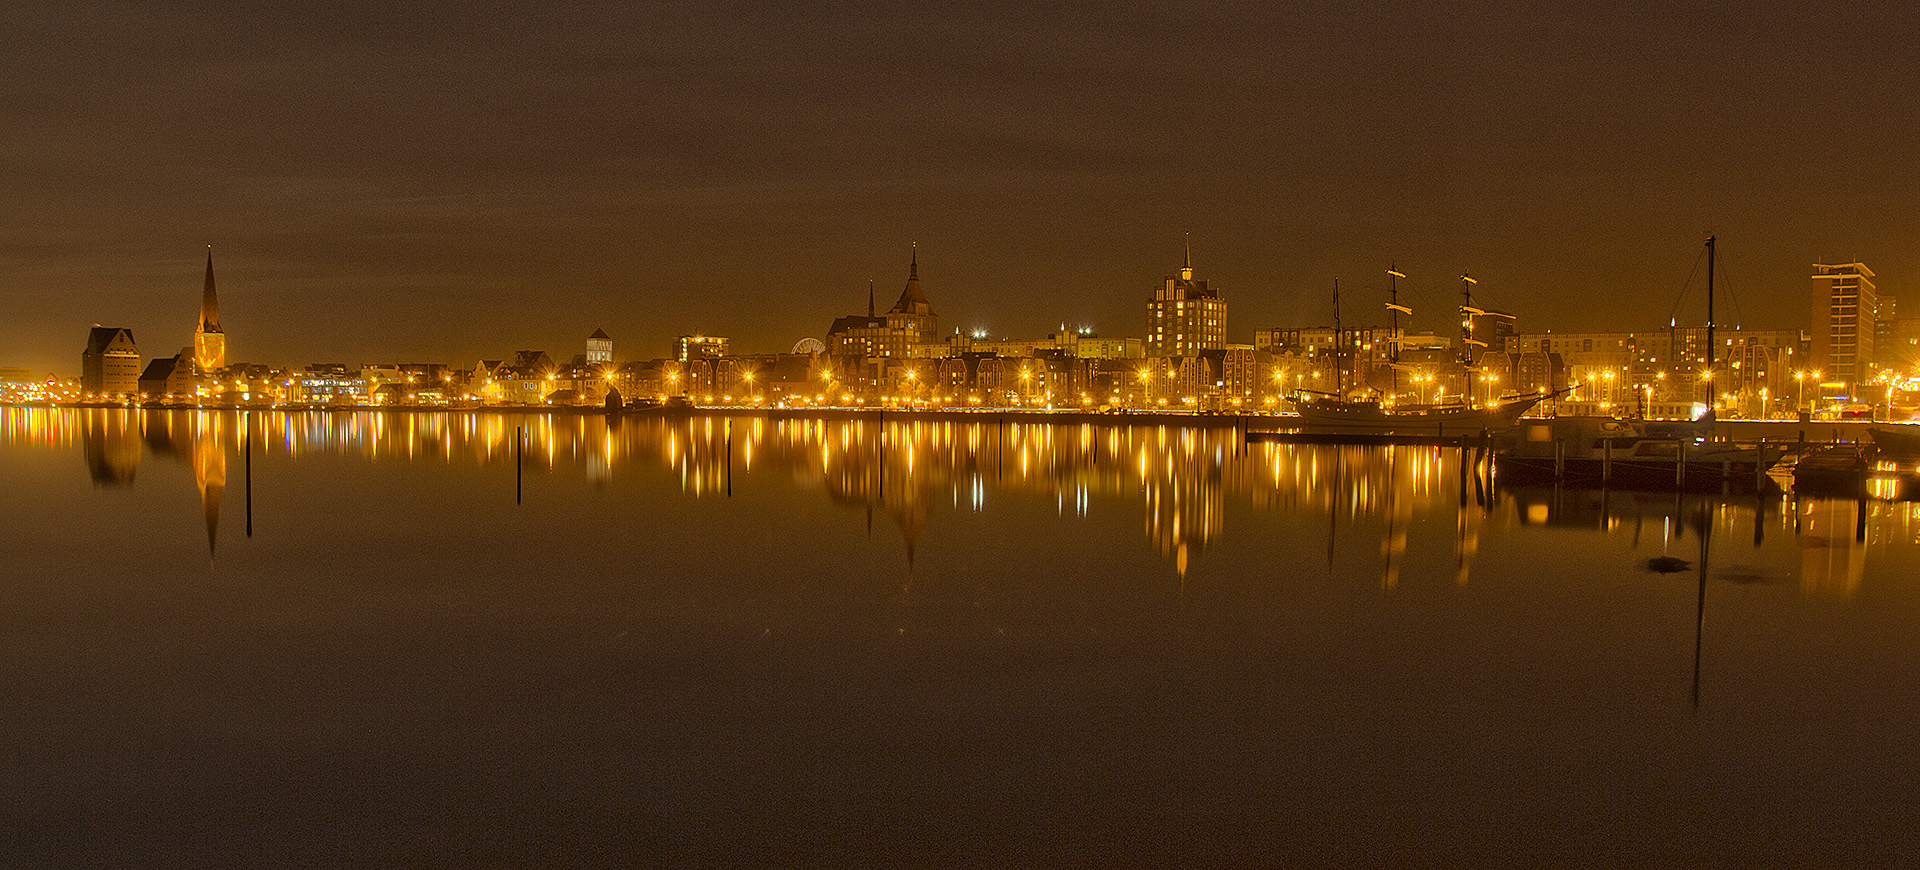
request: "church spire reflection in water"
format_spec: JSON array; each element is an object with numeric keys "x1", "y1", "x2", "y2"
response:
[{"x1": 83, "y1": 409, "x2": 230, "y2": 555}]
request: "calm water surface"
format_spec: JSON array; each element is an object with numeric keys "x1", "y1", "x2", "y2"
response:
[{"x1": 4, "y1": 408, "x2": 1919, "y2": 867}]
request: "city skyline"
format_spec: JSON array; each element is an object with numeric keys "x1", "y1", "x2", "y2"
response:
[
  {"x1": 6, "y1": 3, "x2": 1919, "y2": 374},
  {"x1": 25, "y1": 242, "x2": 1890, "y2": 381}
]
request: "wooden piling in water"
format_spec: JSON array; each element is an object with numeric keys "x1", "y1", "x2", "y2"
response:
[
  {"x1": 1458, "y1": 438, "x2": 1469, "y2": 506},
  {"x1": 244, "y1": 415, "x2": 253, "y2": 538}
]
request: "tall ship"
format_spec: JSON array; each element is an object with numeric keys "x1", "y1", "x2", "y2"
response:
[
  {"x1": 1293, "y1": 392, "x2": 1548, "y2": 434},
  {"x1": 1291, "y1": 267, "x2": 1546, "y2": 434}
]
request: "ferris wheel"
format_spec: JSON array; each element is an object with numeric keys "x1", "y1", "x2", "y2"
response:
[{"x1": 792, "y1": 337, "x2": 826, "y2": 356}]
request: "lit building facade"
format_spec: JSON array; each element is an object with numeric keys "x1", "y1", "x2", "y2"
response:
[
  {"x1": 676, "y1": 335, "x2": 728, "y2": 361},
  {"x1": 138, "y1": 353, "x2": 198, "y2": 401},
  {"x1": 826, "y1": 248, "x2": 939, "y2": 361},
  {"x1": 82, "y1": 327, "x2": 140, "y2": 397},
  {"x1": 1145, "y1": 240, "x2": 1224, "y2": 357},
  {"x1": 1810, "y1": 261, "x2": 1879, "y2": 400},
  {"x1": 587, "y1": 329, "x2": 613, "y2": 364}
]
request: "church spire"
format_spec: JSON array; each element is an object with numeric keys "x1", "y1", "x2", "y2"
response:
[
  {"x1": 193, "y1": 246, "x2": 227, "y2": 372},
  {"x1": 888, "y1": 244, "x2": 934, "y2": 317},
  {"x1": 200, "y1": 246, "x2": 221, "y2": 333},
  {"x1": 1180, "y1": 233, "x2": 1193, "y2": 281}
]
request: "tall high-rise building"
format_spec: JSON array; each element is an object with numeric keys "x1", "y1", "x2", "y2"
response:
[
  {"x1": 81, "y1": 326, "x2": 140, "y2": 396},
  {"x1": 1810, "y1": 262, "x2": 1879, "y2": 398},
  {"x1": 194, "y1": 247, "x2": 226, "y2": 373},
  {"x1": 1145, "y1": 237, "x2": 1224, "y2": 357}
]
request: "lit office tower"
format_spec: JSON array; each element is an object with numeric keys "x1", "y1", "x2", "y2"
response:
[
  {"x1": 194, "y1": 247, "x2": 226, "y2": 373},
  {"x1": 1810, "y1": 262, "x2": 1879, "y2": 399},
  {"x1": 1145, "y1": 237, "x2": 1224, "y2": 357}
]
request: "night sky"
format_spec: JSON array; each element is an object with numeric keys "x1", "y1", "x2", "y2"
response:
[{"x1": 6, "y1": 1, "x2": 1917, "y2": 375}]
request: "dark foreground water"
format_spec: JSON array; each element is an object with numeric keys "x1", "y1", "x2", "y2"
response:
[{"x1": 4, "y1": 408, "x2": 1919, "y2": 867}]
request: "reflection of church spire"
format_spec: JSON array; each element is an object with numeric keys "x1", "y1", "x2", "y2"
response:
[
  {"x1": 193, "y1": 417, "x2": 226, "y2": 556},
  {"x1": 892, "y1": 500, "x2": 923, "y2": 571}
]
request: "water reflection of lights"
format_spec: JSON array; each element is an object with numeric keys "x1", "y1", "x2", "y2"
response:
[{"x1": 18, "y1": 407, "x2": 1920, "y2": 582}]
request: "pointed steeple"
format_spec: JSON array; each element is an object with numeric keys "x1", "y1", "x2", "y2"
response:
[
  {"x1": 888, "y1": 243, "x2": 934, "y2": 317},
  {"x1": 200, "y1": 246, "x2": 221, "y2": 333},
  {"x1": 194, "y1": 246, "x2": 227, "y2": 372},
  {"x1": 1180, "y1": 233, "x2": 1193, "y2": 281}
]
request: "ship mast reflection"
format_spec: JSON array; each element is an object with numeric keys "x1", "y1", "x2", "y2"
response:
[{"x1": 32, "y1": 409, "x2": 1916, "y2": 582}]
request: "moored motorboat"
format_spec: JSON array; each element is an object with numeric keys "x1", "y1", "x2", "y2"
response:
[
  {"x1": 1868, "y1": 425, "x2": 1920, "y2": 457},
  {"x1": 1496, "y1": 415, "x2": 1785, "y2": 492}
]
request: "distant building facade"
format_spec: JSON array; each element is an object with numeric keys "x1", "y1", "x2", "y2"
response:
[
  {"x1": 138, "y1": 353, "x2": 197, "y2": 401},
  {"x1": 1145, "y1": 239, "x2": 1224, "y2": 357},
  {"x1": 676, "y1": 335, "x2": 728, "y2": 361},
  {"x1": 586, "y1": 329, "x2": 613, "y2": 364},
  {"x1": 827, "y1": 248, "x2": 938, "y2": 360},
  {"x1": 1810, "y1": 261, "x2": 1880, "y2": 400},
  {"x1": 81, "y1": 327, "x2": 140, "y2": 397}
]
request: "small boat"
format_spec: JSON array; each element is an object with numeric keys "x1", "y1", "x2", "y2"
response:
[
  {"x1": 1868, "y1": 426, "x2": 1920, "y2": 457},
  {"x1": 1496, "y1": 415, "x2": 1785, "y2": 492}
]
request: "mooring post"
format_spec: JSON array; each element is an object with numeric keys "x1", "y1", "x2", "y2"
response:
[
  {"x1": 515, "y1": 425, "x2": 523, "y2": 504},
  {"x1": 1485, "y1": 432, "x2": 1496, "y2": 498},
  {"x1": 1459, "y1": 437, "x2": 1469, "y2": 506},
  {"x1": 1602, "y1": 437, "x2": 1611, "y2": 485},
  {"x1": 244, "y1": 413, "x2": 253, "y2": 538}
]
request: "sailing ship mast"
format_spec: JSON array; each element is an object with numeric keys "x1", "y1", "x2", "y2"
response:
[
  {"x1": 1333, "y1": 277, "x2": 1343, "y2": 396},
  {"x1": 1705, "y1": 235, "x2": 1716, "y2": 408},
  {"x1": 1386, "y1": 265, "x2": 1410, "y2": 400},
  {"x1": 1459, "y1": 271, "x2": 1479, "y2": 368}
]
